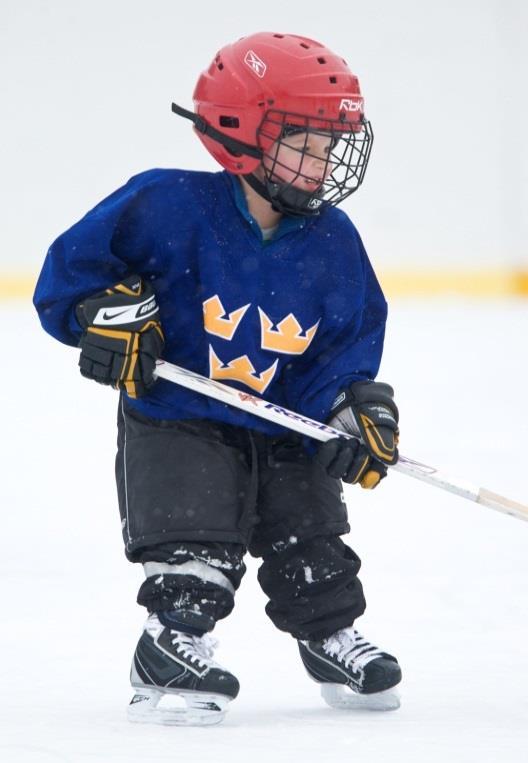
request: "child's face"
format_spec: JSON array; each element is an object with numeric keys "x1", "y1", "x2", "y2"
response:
[{"x1": 262, "y1": 131, "x2": 335, "y2": 191}]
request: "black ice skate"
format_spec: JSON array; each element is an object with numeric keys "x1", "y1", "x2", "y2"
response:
[
  {"x1": 298, "y1": 626, "x2": 401, "y2": 711},
  {"x1": 128, "y1": 614, "x2": 239, "y2": 726}
]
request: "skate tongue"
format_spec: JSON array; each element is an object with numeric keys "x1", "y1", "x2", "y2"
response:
[
  {"x1": 323, "y1": 627, "x2": 385, "y2": 670},
  {"x1": 171, "y1": 631, "x2": 220, "y2": 668},
  {"x1": 193, "y1": 633, "x2": 219, "y2": 663},
  {"x1": 157, "y1": 608, "x2": 214, "y2": 635},
  {"x1": 324, "y1": 626, "x2": 358, "y2": 654},
  {"x1": 337, "y1": 626, "x2": 358, "y2": 641}
]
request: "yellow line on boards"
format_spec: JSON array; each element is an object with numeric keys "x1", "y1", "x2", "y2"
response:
[
  {"x1": 1, "y1": 270, "x2": 528, "y2": 300},
  {"x1": 0, "y1": 275, "x2": 38, "y2": 300},
  {"x1": 378, "y1": 269, "x2": 528, "y2": 298}
]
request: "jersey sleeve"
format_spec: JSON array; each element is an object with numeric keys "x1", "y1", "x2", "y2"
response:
[
  {"x1": 282, "y1": 235, "x2": 387, "y2": 426},
  {"x1": 33, "y1": 170, "x2": 163, "y2": 347}
]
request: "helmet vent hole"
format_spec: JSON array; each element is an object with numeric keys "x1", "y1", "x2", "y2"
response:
[
  {"x1": 217, "y1": 62, "x2": 224, "y2": 70},
  {"x1": 273, "y1": 34, "x2": 284, "y2": 38},
  {"x1": 329, "y1": 76, "x2": 338, "y2": 84},
  {"x1": 219, "y1": 116, "x2": 240, "y2": 128},
  {"x1": 300, "y1": 42, "x2": 310, "y2": 49},
  {"x1": 317, "y1": 57, "x2": 326, "y2": 64}
]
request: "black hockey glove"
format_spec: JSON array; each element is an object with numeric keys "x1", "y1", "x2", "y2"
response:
[
  {"x1": 316, "y1": 381, "x2": 399, "y2": 489},
  {"x1": 75, "y1": 275, "x2": 164, "y2": 399}
]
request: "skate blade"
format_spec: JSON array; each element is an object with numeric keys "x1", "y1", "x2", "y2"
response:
[
  {"x1": 127, "y1": 688, "x2": 230, "y2": 726},
  {"x1": 321, "y1": 683, "x2": 401, "y2": 712}
]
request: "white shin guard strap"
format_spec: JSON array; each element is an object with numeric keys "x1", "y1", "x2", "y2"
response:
[{"x1": 142, "y1": 560, "x2": 235, "y2": 596}]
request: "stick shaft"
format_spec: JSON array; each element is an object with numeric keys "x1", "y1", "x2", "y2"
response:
[{"x1": 154, "y1": 360, "x2": 528, "y2": 522}]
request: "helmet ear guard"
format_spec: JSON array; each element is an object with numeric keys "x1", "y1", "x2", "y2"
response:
[{"x1": 171, "y1": 102, "x2": 263, "y2": 174}]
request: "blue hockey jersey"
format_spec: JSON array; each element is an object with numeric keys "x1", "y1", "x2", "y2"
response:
[{"x1": 34, "y1": 169, "x2": 387, "y2": 435}]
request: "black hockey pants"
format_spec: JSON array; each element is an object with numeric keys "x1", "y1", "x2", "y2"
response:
[{"x1": 116, "y1": 399, "x2": 366, "y2": 641}]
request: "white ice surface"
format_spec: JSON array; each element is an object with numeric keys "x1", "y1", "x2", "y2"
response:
[{"x1": 1, "y1": 299, "x2": 528, "y2": 763}]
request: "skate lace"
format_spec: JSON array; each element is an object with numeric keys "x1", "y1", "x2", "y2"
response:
[
  {"x1": 171, "y1": 632, "x2": 220, "y2": 669},
  {"x1": 322, "y1": 627, "x2": 385, "y2": 671}
]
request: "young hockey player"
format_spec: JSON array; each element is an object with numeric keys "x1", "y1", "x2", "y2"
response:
[{"x1": 34, "y1": 32, "x2": 401, "y2": 725}]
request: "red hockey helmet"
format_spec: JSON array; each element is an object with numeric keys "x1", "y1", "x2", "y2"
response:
[{"x1": 172, "y1": 32, "x2": 373, "y2": 215}]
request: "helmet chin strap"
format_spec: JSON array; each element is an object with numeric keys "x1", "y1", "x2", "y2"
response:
[{"x1": 243, "y1": 172, "x2": 324, "y2": 218}]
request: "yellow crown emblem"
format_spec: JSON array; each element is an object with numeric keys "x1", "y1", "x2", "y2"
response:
[
  {"x1": 203, "y1": 295, "x2": 250, "y2": 341},
  {"x1": 209, "y1": 346, "x2": 278, "y2": 394},
  {"x1": 258, "y1": 308, "x2": 320, "y2": 355}
]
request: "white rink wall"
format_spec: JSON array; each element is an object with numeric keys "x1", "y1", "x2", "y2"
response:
[{"x1": 2, "y1": 0, "x2": 527, "y2": 283}]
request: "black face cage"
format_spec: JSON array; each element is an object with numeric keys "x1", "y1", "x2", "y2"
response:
[{"x1": 256, "y1": 110, "x2": 374, "y2": 216}]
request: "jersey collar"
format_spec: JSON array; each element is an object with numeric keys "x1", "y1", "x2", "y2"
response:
[{"x1": 223, "y1": 172, "x2": 308, "y2": 242}]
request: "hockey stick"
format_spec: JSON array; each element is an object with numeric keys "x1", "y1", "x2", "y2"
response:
[{"x1": 154, "y1": 360, "x2": 528, "y2": 523}]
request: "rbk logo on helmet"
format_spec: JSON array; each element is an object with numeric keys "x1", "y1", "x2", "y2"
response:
[
  {"x1": 339, "y1": 98, "x2": 364, "y2": 112},
  {"x1": 244, "y1": 50, "x2": 267, "y2": 78}
]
